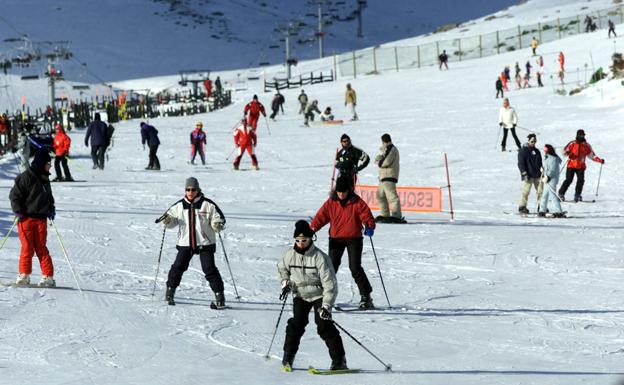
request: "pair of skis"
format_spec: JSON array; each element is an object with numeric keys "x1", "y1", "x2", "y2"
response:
[{"x1": 282, "y1": 365, "x2": 359, "y2": 375}]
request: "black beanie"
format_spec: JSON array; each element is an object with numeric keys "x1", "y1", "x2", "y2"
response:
[
  {"x1": 576, "y1": 129, "x2": 585, "y2": 137},
  {"x1": 381, "y1": 133, "x2": 391, "y2": 143},
  {"x1": 335, "y1": 175, "x2": 351, "y2": 192},
  {"x1": 293, "y1": 220, "x2": 314, "y2": 238},
  {"x1": 31, "y1": 148, "x2": 51, "y2": 170},
  {"x1": 340, "y1": 133, "x2": 350, "y2": 142}
]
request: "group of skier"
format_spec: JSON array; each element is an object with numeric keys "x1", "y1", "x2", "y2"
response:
[{"x1": 496, "y1": 52, "x2": 566, "y2": 97}]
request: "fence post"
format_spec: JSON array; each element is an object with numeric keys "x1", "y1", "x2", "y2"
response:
[
  {"x1": 576, "y1": 15, "x2": 580, "y2": 34},
  {"x1": 352, "y1": 50, "x2": 357, "y2": 79},
  {"x1": 517, "y1": 25, "x2": 522, "y2": 49},
  {"x1": 620, "y1": 5, "x2": 623, "y2": 24},
  {"x1": 436, "y1": 41, "x2": 440, "y2": 57},
  {"x1": 557, "y1": 18, "x2": 561, "y2": 39},
  {"x1": 538, "y1": 22, "x2": 542, "y2": 42},
  {"x1": 479, "y1": 35, "x2": 482, "y2": 58},
  {"x1": 394, "y1": 47, "x2": 399, "y2": 72},
  {"x1": 596, "y1": 10, "x2": 602, "y2": 29},
  {"x1": 458, "y1": 39, "x2": 462, "y2": 62},
  {"x1": 333, "y1": 52, "x2": 337, "y2": 80},
  {"x1": 496, "y1": 30, "x2": 500, "y2": 54},
  {"x1": 373, "y1": 47, "x2": 378, "y2": 73},
  {"x1": 417, "y1": 45, "x2": 421, "y2": 68}
]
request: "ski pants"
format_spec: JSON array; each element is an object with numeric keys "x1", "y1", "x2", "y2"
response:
[
  {"x1": 558, "y1": 168, "x2": 585, "y2": 199},
  {"x1": 328, "y1": 237, "x2": 372, "y2": 296},
  {"x1": 148, "y1": 144, "x2": 160, "y2": 169},
  {"x1": 270, "y1": 107, "x2": 279, "y2": 120},
  {"x1": 247, "y1": 114, "x2": 260, "y2": 130},
  {"x1": 347, "y1": 103, "x2": 358, "y2": 120},
  {"x1": 283, "y1": 297, "x2": 345, "y2": 361},
  {"x1": 233, "y1": 146, "x2": 258, "y2": 167},
  {"x1": 540, "y1": 179, "x2": 562, "y2": 214},
  {"x1": 519, "y1": 177, "x2": 543, "y2": 209},
  {"x1": 54, "y1": 156, "x2": 72, "y2": 180},
  {"x1": 190, "y1": 144, "x2": 205, "y2": 164},
  {"x1": 496, "y1": 89, "x2": 504, "y2": 98},
  {"x1": 378, "y1": 181, "x2": 402, "y2": 218},
  {"x1": 609, "y1": 28, "x2": 616, "y2": 38},
  {"x1": 166, "y1": 245, "x2": 224, "y2": 293},
  {"x1": 18, "y1": 217, "x2": 54, "y2": 276},
  {"x1": 91, "y1": 145, "x2": 106, "y2": 169},
  {"x1": 298, "y1": 102, "x2": 307, "y2": 114},
  {"x1": 501, "y1": 127, "x2": 521, "y2": 149}
]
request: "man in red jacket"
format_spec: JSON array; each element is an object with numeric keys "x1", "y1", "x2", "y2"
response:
[
  {"x1": 310, "y1": 175, "x2": 376, "y2": 309},
  {"x1": 558, "y1": 129, "x2": 604, "y2": 202},
  {"x1": 233, "y1": 119, "x2": 258, "y2": 171},
  {"x1": 243, "y1": 95, "x2": 266, "y2": 130},
  {"x1": 52, "y1": 124, "x2": 74, "y2": 182}
]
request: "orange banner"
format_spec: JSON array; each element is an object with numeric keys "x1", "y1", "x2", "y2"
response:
[{"x1": 356, "y1": 185, "x2": 443, "y2": 212}]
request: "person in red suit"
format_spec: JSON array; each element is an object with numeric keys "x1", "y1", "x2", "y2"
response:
[
  {"x1": 243, "y1": 94, "x2": 266, "y2": 130},
  {"x1": 203, "y1": 78, "x2": 212, "y2": 98},
  {"x1": 558, "y1": 129, "x2": 604, "y2": 202},
  {"x1": 52, "y1": 124, "x2": 73, "y2": 182},
  {"x1": 233, "y1": 119, "x2": 258, "y2": 171}
]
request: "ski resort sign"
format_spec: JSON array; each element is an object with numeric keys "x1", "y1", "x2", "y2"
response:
[{"x1": 356, "y1": 186, "x2": 442, "y2": 212}]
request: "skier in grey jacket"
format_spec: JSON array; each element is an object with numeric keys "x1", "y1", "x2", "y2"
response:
[
  {"x1": 538, "y1": 144, "x2": 565, "y2": 217},
  {"x1": 277, "y1": 220, "x2": 347, "y2": 372}
]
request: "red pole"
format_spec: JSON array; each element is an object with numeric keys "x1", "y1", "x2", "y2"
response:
[{"x1": 444, "y1": 153, "x2": 455, "y2": 222}]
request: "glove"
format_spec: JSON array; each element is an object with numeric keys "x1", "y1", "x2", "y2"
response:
[
  {"x1": 512, "y1": 124, "x2": 517, "y2": 129},
  {"x1": 364, "y1": 227, "x2": 374, "y2": 237},
  {"x1": 279, "y1": 280, "x2": 291, "y2": 301},
  {"x1": 161, "y1": 214, "x2": 173, "y2": 226},
  {"x1": 541, "y1": 175, "x2": 550, "y2": 183},
  {"x1": 499, "y1": 122, "x2": 503, "y2": 127},
  {"x1": 600, "y1": 158, "x2": 605, "y2": 164},
  {"x1": 523, "y1": 175, "x2": 530, "y2": 183},
  {"x1": 47, "y1": 209, "x2": 56, "y2": 221},
  {"x1": 319, "y1": 305, "x2": 332, "y2": 321},
  {"x1": 84, "y1": 141, "x2": 89, "y2": 147},
  {"x1": 212, "y1": 221, "x2": 225, "y2": 233},
  {"x1": 13, "y1": 211, "x2": 24, "y2": 221}
]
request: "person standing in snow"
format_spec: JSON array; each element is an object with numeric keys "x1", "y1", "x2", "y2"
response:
[
  {"x1": 530, "y1": 37, "x2": 539, "y2": 56},
  {"x1": 140, "y1": 122, "x2": 161, "y2": 170},
  {"x1": 438, "y1": 50, "x2": 449, "y2": 70},
  {"x1": 10, "y1": 148, "x2": 56, "y2": 287},
  {"x1": 608, "y1": 20, "x2": 617, "y2": 38},
  {"x1": 375, "y1": 134, "x2": 404, "y2": 224},
  {"x1": 243, "y1": 94, "x2": 266, "y2": 131},
  {"x1": 585, "y1": 16, "x2": 593, "y2": 33},
  {"x1": 160, "y1": 177, "x2": 226, "y2": 307},
  {"x1": 304, "y1": 100, "x2": 321, "y2": 126},
  {"x1": 558, "y1": 129, "x2": 604, "y2": 202},
  {"x1": 52, "y1": 124, "x2": 73, "y2": 182},
  {"x1": 495, "y1": 77, "x2": 504, "y2": 98},
  {"x1": 500, "y1": 71, "x2": 508, "y2": 91},
  {"x1": 517, "y1": 133, "x2": 543, "y2": 214},
  {"x1": 215, "y1": 76, "x2": 222, "y2": 96},
  {"x1": 277, "y1": 90, "x2": 285, "y2": 114},
  {"x1": 523, "y1": 61, "x2": 532, "y2": 88},
  {"x1": 538, "y1": 144, "x2": 565, "y2": 218},
  {"x1": 270, "y1": 93, "x2": 281, "y2": 121},
  {"x1": 190, "y1": 121, "x2": 207, "y2": 165},
  {"x1": 232, "y1": 119, "x2": 258, "y2": 170},
  {"x1": 344, "y1": 83, "x2": 358, "y2": 121},
  {"x1": 335, "y1": 134, "x2": 369, "y2": 188},
  {"x1": 536, "y1": 56, "x2": 545, "y2": 87},
  {"x1": 498, "y1": 98, "x2": 521, "y2": 152},
  {"x1": 514, "y1": 62, "x2": 522, "y2": 89},
  {"x1": 298, "y1": 90, "x2": 308, "y2": 115},
  {"x1": 310, "y1": 175, "x2": 376, "y2": 310},
  {"x1": 278, "y1": 220, "x2": 347, "y2": 372},
  {"x1": 84, "y1": 112, "x2": 108, "y2": 170},
  {"x1": 16, "y1": 129, "x2": 30, "y2": 171},
  {"x1": 558, "y1": 52, "x2": 565, "y2": 72}
]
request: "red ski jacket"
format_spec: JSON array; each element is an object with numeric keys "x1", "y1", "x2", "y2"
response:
[
  {"x1": 233, "y1": 124, "x2": 257, "y2": 148},
  {"x1": 563, "y1": 140, "x2": 601, "y2": 170},
  {"x1": 53, "y1": 130, "x2": 71, "y2": 157},
  {"x1": 310, "y1": 192, "x2": 375, "y2": 240},
  {"x1": 244, "y1": 100, "x2": 266, "y2": 117}
]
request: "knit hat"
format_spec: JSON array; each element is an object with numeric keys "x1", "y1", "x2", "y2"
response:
[
  {"x1": 335, "y1": 175, "x2": 351, "y2": 192},
  {"x1": 340, "y1": 133, "x2": 350, "y2": 142},
  {"x1": 31, "y1": 148, "x2": 51, "y2": 170},
  {"x1": 185, "y1": 177, "x2": 200, "y2": 191},
  {"x1": 293, "y1": 220, "x2": 314, "y2": 238},
  {"x1": 381, "y1": 133, "x2": 392, "y2": 143},
  {"x1": 576, "y1": 129, "x2": 585, "y2": 137}
]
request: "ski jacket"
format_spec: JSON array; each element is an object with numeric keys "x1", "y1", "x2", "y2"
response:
[
  {"x1": 495, "y1": 79, "x2": 503, "y2": 90},
  {"x1": 517, "y1": 144, "x2": 543, "y2": 179},
  {"x1": 310, "y1": 192, "x2": 375, "y2": 240},
  {"x1": 530, "y1": 38, "x2": 539, "y2": 49},
  {"x1": 85, "y1": 120, "x2": 108, "y2": 147},
  {"x1": 319, "y1": 111, "x2": 334, "y2": 121},
  {"x1": 563, "y1": 140, "x2": 601, "y2": 170},
  {"x1": 0, "y1": 118, "x2": 7, "y2": 134},
  {"x1": 498, "y1": 106, "x2": 518, "y2": 128},
  {"x1": 53, "y1": 129, "x2": 71, "y2": 157},
  {"x1": 305, "y1": 102, "x2": 321, "y2": 115},
  {"x1": 298, "y1": 93, "x2": 308, "y2": 104},
  {"x1": 542, "y1": 154, "x2": 562, "y2": 184},
  {"x1": 336, "y1": 145, "x2": 370, "y2": 176},
  {"x1": 244, "y1": 100, "x2": 266, "y2": 117},
  {"x1": 277, "y1": 244, "x2": 338, "y2": 307},
  {"x1": 10, "y1": 168, "x2": 55, "y2": 219},
  {"x1": 345, "y1": 89, "x2": 357, "y2": 105},
  {"x1": 141, "y1": 124, "x2": 160, "y2": 147},
  {"x1": 271, "y1": 96, "x2": 281, "y2": 111},
  {"x1": 375, "y1": 143, "x2": 399, "y2": 183},
  {"x1": 164, "y1": 194, "x2": 225, "y2": 250},
  {"x1": 190, "y1": 128, "x2": 207, "y2": 146},
  {"x1": 233, "y1": 124, "x2": 256, "y2": 148},
  {"x1": 558, "y1": 53, "x2": 565, "y2": 67}
]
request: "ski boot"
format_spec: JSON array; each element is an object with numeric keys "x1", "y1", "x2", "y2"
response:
[
  {"x1": 501, "y1": 146, "x2": 506, "y2": 152},
  {"x1": 52, "y1": 176, "x2": 63, "y2": 182},
  {"x1": 375, "y1": 215, "x2": 389, "y2": 223},
  {"x1": 252, "y1": 165, "x2": 259, "y2": 171},
  {"x1": 233, "y1": 164, "x2": 239, "y2": 171},
  {"x1": 211, "y1": 292, "x2": 226, "y2": 309},
  {"x1": 330, "y1": 356, "x2": 348, "y2": 370},
  {"x1": 165, "y1": 286, "x2": 176, "y2": 306},
  {"x1": 574, "y1": 195, "x2": 582, "y2": 203},
  {"x1": 145, "y1": 165, "x2": 153, "y2": 170},
  {"x1": 359, "y1": 294, "x2": 374, "y2": 310},
  {"x1": 537, "y1": 212, "x2": 547, "y2": 218},
  {"x1": 64, "y1": 176, "x2": 74, "y2": 182},
  {"x1": 281, "y1": 351, "x2": 295, "y2": 372},
  {"x1": 15, "y1": 273, "x2": 30, "y2": 286},
  {"x1": 38, "y1": 276, "x2": 56, "y2": 287},
  {"x1": 552, "y1": 212, "x2": 567, "y2": 218},
  {"x1": 518, "y1": 206, "x2": 529, "y2": 215}
]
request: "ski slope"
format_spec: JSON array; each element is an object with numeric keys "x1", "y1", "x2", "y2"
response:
[{"x1": 1, "y1": 1, "x2": 624, "y2": 384}]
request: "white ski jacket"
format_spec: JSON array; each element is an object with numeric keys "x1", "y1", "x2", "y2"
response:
[
  {"x1": 498, "y1": 106, "x2": 518, "y2": 129},
  {"x1": 164, "y1": 194, "x2": 225, "y2": 249}
]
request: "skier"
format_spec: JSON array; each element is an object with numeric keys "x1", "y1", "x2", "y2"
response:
[
  {"x1": 204, "y1": 77, "x2": 212, "y2": 98},
  {"x1": 500, "y1": 71, "x2": 508, "y2": 91},
  {"x1": 269, "y1": 93, "x2": 281, "y2": 121},
  {"x1": 298, "y1": 90, "x2": 308, "y2": 115},
  {"x1": 140, "y1": 122, "x2": 161, "y2": 170},
  {"x1": 438, "y1": 50, "x2": 449, "y2": 70},
  {"x1": 215, "y1": 76, "x2": 222, "y2": 96},
  {"x1": 498, "y1": 98, "x2": 521, "y2": 151},
  {"x1": 536, "y1": 56, "x2": 544, "y2": 87},
  {"x1": 232, "y1": 119, "x2": 258, "y2": 171},
  {"x1": 320, "y1": 107, "x2": 334, "y2": 121},
  {"x1": 160, "y1": 177, "x2": 226, "y2": 307},
  {"x1": 503, "y1": 65, "x2": 511, "y2": 82},
  {"x1": 584, "y1": 15, "x2": 593, "y2": 33},
  {"x1": 0, "y1": 113, "x2": 8, "y2": 152},
  {"x1": 608, "y1": 20, "x2": 617, "y2": 38},
  {"x1": 84, "y1": 112, "x2": 108, "y2": 170},
  {"x1": 517, "y1": 133, "x2": 543, "y2": 214},
  {"x1": 538, "y1": 144, "x2": 565, "y2": 218},
  {"x1": 16, "y1": 129, "x2": 30, "y2": 170},
  {"x1": 558, "y1": 52, "x2": 565, "y2": 72},
  {"x1": 10, "y1": 148, "x2": 56, "y2": 287},
  {"x1": 335, "y1": 133, "x2": 370, "y2": 188},
  {"x1": 190, "y1": 121, "x2": 207, "y2": 165},
  {"x1": 277, "y1": 90, "x2": 285, "y2": 114},
  {"x1": 52, "y1": 124, "x2": 73, "y2": 182},
  {"x1": 375, "y1": 134, "x2": 404, "y2": 224},
  {"x1": 523, "y1": 61, "x2": 532, "y2": 88},
  {"x1": 495, "y1": 77, "x2": 504, "y2": 98},
  {"x1": 514, "y1": 62, "x2": 522, "y2": 89},
  {"x1": 243, "y1": 95, "x2": 266, "y2": 131},
  {"x1": 558, "y1": 129, "x2": 604, "y2": 202},
  {"x1": 530, "y1": 37, "x2": 539, "y2": 56},
  {"x1": 344, "y1": 83, "x2": 358, "y2": 121},
  {"x1": 310, "y1": 175, "x2": 376, "y2": 309},
  {"x1": 304, "y1": 100, "x2": 321, "y2": 126},
  {"x1": 278, "y1": 220, "x2": 347, "y2": 372}
]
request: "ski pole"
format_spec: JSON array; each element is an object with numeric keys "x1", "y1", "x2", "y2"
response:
[
  {"x1": 559, "y1": 158, "x2": 569, "y2": 175},
  {"x1": 595, "y1": 162, "x2": 603, "y2": 197},
  {"x1": 151, "y1": 225, "x2": 167, "y2": 297},
  {"x1": 263, "y1": 116, "x2": 271, "y2": 135},
  {"x1": 332, "y1": 320, "x2": 392, "y2": 371},
  {"x1": 218, "y1": 233, "x2": 241, "y2": 300},
  {"x1": 225, "y1": 147, "x2": 237, "y2": 161},
  {"x1": 264, "y1": 294, "x2": 288, "y2": 360},
  {"x1": 50, "y1": 220, "x2": 83, "y2": 295},
  {"x1": 516, "y1": 125, "x2": 541, "y2": 135},
  {"x1": 0, "y1": 216, "x2": 18, "y2": 252},
  {"x1": 368, "y1": 236, "x2": 391, "y2": 308}
]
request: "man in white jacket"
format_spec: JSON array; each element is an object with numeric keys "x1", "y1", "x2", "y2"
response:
[
  {"x1": 498, "y1": 98, "x2": 521, "y2": 152},
  {"x1": 161, "y1": 177, "x2": 226, "y2": 307}
]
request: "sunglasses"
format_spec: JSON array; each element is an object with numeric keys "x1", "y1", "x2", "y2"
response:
[
  {"x1": 294, "y1": 238, "x2": 311, "y2": 244},
  {"x1": 185, "y1": 188, "x2": 197, "y2": 192},
  {"x1": 341, "y1": 140, "x2": 350, "y2": 143}
]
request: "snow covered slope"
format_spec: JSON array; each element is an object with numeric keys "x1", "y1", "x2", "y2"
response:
[{"x1": 1, "y1": 1, "x2": 624, "y2": 384}]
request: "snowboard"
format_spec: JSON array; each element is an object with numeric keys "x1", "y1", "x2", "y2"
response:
[{"x1": 309, "y1": 120, "x2": 344, "y2": 126}]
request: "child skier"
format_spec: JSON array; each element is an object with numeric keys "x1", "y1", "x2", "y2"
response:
[{"x1": 190, "y1": 121, "x2": 207, "y2": 165}]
